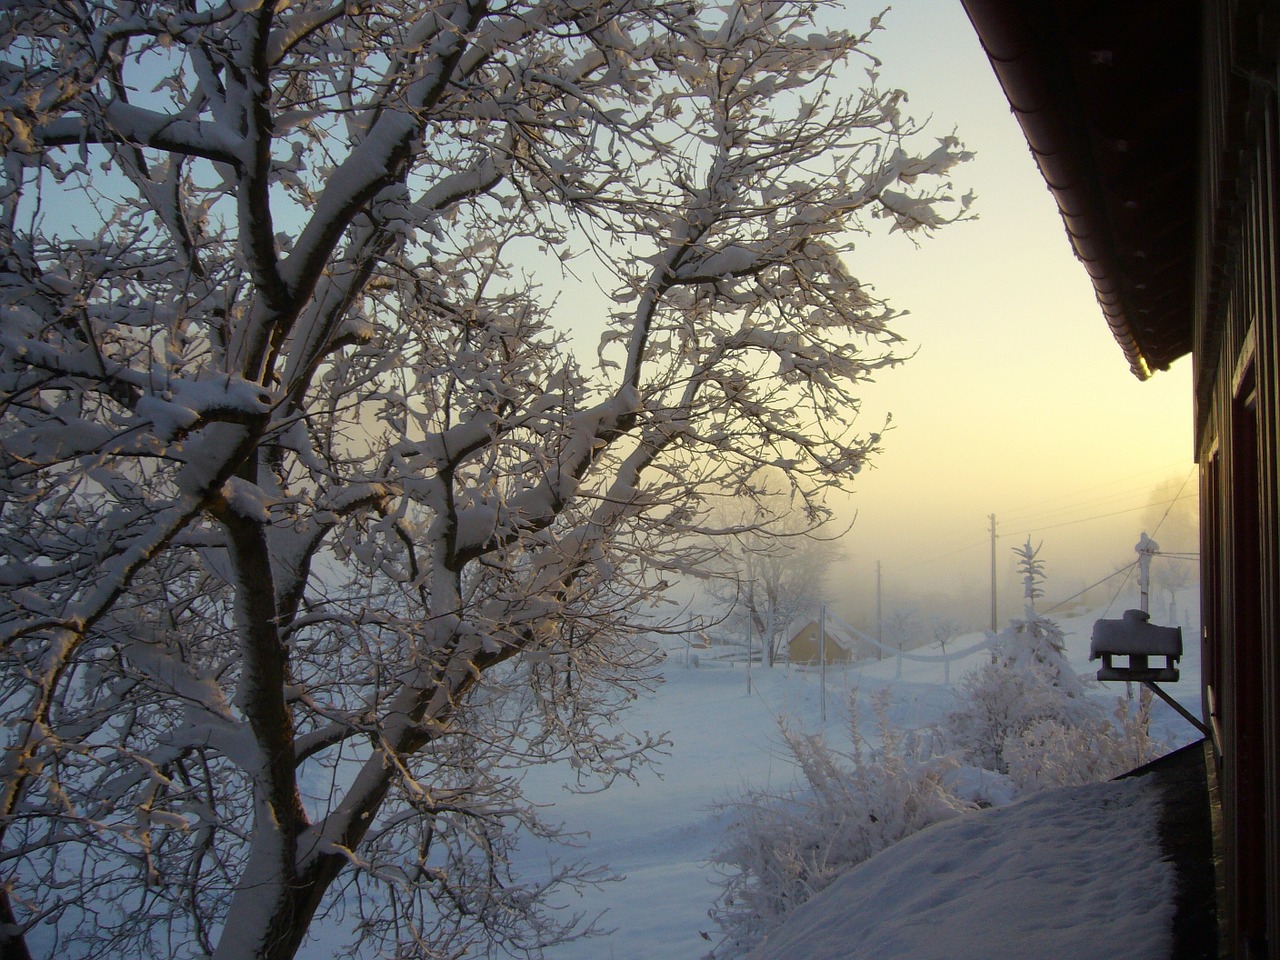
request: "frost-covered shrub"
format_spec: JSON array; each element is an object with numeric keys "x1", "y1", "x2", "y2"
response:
[
  {"x1": 945, "y1": 614, "x2": 1160, "y2": 785},
  {"x1": 945, "y1": 615, "x2": 1096, "y2": 774},
  {"x1": 1003, "y1": 695, "x2": 1160, "y2": 791},
  {"x1": 707, "y1": 691, "x2": 972, "y2": 957}
]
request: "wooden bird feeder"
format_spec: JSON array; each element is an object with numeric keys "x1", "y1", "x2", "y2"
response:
[{"x1": 1089, "y1": 608, "x2": 1182, "y2": 682}]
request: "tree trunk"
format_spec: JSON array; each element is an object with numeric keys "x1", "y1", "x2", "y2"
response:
[{"x1": 213, "y1": 850, "x2": 349, "y2": 960}]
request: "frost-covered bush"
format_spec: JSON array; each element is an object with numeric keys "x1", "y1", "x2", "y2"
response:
[
  {"x1": 1003, "y1": 695, "x2": 1159, "y2": 791},
  {"x1": 945, "y1": 614, "x2": 1160, "y2": 786},
  {"x1": 944, "y1": 614, "x2": 1095, "y2": 774},
  {"x1": 708, "y1": 692, "x2": 972, "y2": 957}
]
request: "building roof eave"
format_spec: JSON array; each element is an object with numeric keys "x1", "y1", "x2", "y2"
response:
[{"x1": 960, "y1": 0, "x2": 1200, "y2": 379}]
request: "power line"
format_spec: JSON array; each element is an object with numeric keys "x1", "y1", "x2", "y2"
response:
[
  {"x1": 1104, "y1": 559, "x2": 1140, "y2": 618},
  {"x1": 1014, "y1": 493, "x2": 1196, "y2": 535},
  {"x1": 900, "y1": 493, "x2": 1195, "y2": 574},
  {"x1": 1148, "y1": 467, "x2": 1197, "y2": 540},
  {"x1": 903, "y1": 535, "x2": 991, "y2": 569},
  {"x1": 1043, "y1": 560, "x2": 1138, "y2": 613},
  {"x1": 1000, "y1": 485, "x2": 1182, "y2": 529},
  {"x1": 997, "y1": 458, "x2": 1194, "y2": 527}
]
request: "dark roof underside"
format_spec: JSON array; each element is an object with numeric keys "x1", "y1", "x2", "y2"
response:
[{"x1": 961, "y1": 0, "x2": 1200, "y2": 379}]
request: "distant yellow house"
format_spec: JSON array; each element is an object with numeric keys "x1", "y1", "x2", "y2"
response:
[{"x1": 786, "y1": 619, "x2": 873, "y2": 665}]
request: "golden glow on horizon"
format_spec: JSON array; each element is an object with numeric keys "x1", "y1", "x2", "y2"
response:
[{"x1": 823, "y1": 0, "x2": 1196, "y2": 619}]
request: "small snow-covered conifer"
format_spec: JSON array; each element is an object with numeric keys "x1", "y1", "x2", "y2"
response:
[{"x1": 945, "y1": 542, "x2": 1159, "y2": 782}]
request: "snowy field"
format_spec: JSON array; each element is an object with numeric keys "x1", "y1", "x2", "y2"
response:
[{"x1": 516, "y1": 596, "x2": 1203, "y2": 960}]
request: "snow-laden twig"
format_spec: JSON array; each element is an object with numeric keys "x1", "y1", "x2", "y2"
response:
[{"x1": 0, "y1": 2, "x2": 970, "y2": 956}]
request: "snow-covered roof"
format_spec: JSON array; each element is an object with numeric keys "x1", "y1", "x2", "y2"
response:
[
  {"x1": 746, "y1": 777, "x2": 1173, "y2": 960},
  {"x1": 788, "y1": 619, "x2": 862, "y2": 652},
  {"x1": 961, "y1": 0, "x2": 1197, "y2": 380}
]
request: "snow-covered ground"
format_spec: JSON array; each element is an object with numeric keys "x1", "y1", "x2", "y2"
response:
[{"x1": 518, "y1": 596, "x2": 1203, "y2": 960}]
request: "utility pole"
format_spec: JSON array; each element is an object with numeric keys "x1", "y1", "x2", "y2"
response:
[
  {"x1": 819, "y1": 604, "x2": 827, "y2": 723},
  {"x1": 876, "y1": 560, "x2": 883, "y2": 660},
  {"x1": 1137, "y1": 532, "x2": 1158, "y2": 615},
  {"x1": 989, "y1": 513, "x2": 998, "y2": 632},
  {"x1": 1133, "y1": 532, "x2": 1159, "y2": 706}
]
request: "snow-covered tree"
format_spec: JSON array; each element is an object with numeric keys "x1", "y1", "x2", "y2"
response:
[
  {"x1": 1153, "y1": 555, "x2": 1195, "y2": 623},
  {"x1": 703, "y1": 472, "x2": 839, "y2": 667},
  {"x1": 883, "y1": 605, "x2": 917, "y2": 677},
  {"x1": 1016, "y1": 537, "x2": 1046, "y2": 619},
  {"x1": 944, "y1": 543, "x2": 1159, "y2": 781},
  {"x1": 1000, "y1": 695, "x2": 1160, "y2": 791},
  {"x1": 931, "y1": 617, "x2": 961, "y2": 684},
  {"x1": 0, "y1": 2, "x2": 969, "y2": 957}
]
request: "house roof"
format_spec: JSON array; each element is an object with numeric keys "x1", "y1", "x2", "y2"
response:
[
  {"x1": 960, "y1": 0, "x2": 1200, "y2": 379},
  {"x1": 789, "y1": 619, "x2": 859, "y2": 651}
]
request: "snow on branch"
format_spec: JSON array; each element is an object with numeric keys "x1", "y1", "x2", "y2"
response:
[{"x1": 0, "y1": 1, "x2": 970, "y2": 956}]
